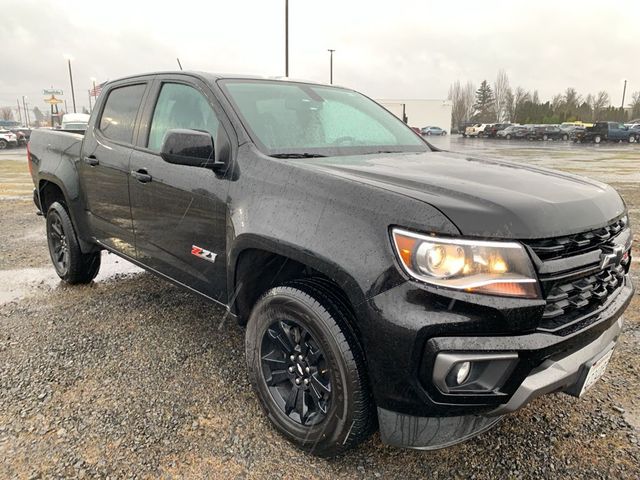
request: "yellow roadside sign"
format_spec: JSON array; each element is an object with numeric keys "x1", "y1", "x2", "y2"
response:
[{"x1": 44, "y1": 94, "x2": 63, "y2": 105}]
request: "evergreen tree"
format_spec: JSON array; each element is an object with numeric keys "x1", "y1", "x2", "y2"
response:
[{"x1": 472, "y1": 80, "x2": 495, "y2": 122}]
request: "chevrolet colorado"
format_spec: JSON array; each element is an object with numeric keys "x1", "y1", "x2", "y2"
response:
[{"x1": 28, "y1": 72, "x2": 634, "y2": 457}]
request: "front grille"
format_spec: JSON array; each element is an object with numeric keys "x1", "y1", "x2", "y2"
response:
[
  {"x1": 538, "y1": 261, "x2": 628, "y2": 333},
  {"x1": 524, "y1": 217, "x2": 632, "y2": 334},
  {"x1": 527, "y1": 216, "x2": 627, "y2": 260}
]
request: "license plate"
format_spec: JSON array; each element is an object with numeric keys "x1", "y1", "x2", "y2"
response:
[{"x1": 579, "y1": 349, "x2": 614, "y2": 397}]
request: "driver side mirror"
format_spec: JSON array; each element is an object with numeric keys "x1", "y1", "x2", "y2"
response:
[{"x1": 160, "y1": 129, "x2": 227, "y2": 173}]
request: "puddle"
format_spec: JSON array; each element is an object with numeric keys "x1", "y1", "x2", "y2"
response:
[{"x1": 0, "y1": 251, "x2": 143, "y2": 305}]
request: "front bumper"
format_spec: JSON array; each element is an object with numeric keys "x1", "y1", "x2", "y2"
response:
[{"x1": 359, "y1": 274, "x2": 634, "y2": 449}]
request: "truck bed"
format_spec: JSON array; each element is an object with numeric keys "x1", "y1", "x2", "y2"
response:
[{"x1": 28, "y1": 129, "x2": 84, "y2": 184}]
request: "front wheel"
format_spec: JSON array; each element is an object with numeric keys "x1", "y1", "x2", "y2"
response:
[
  {"x1": 629, "y1": 135, "x2": 636, "y2": 144},
  {"x1": 562, "y1": 134, "x2": 569, "y2": 141},
  {"x1": 246, "y1": 280, "x2": 375, "y2": 457},
  {"x1": 594, "y1": 135, "x2": 602, "y2": 144},
  {"x1": 46, "y1": 202, "x2": 101, "y2": 284},
  {"x1": 0, "y1": 139, "x2": 7, "y2": 149}
]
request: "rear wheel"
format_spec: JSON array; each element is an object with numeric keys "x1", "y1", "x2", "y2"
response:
[
  {"x1": 562, "y1": 134, "x2": 569, "y2": 141},
  {"x1": 0, "y1": 139, "x2": 7, "y2": 149},
  {"x1": 594, "y1": 135, "x2": 602, "y2": 144},
  {"x1": 46, "y1": 202, "x2": 101, "y2": 284},
  {"x1": 629, "y1": 135, "x2": 636, "y2": 144},
  {"x1": 506, "y1": 134, "x2": 512, "y2": 140},
  {"x1": 542, "y1": 134, "x2": 549, "y2": 141},
  {"x1": 246, "y1": 280, "x2": 375, "y2": 457}
]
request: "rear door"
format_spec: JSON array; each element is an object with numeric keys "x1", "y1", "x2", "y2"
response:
[
  {"x1": 128, "y1": 75, "x2": 232, "y2": 302},
  {"x1": 79, "y1": 79, "x2": 151, "y2": 254}
]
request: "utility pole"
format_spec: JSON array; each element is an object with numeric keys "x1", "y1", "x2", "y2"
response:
[
  {"x1": 16, "y1": 98, "x2": 23, "y2": 126},
  {"x1": 327, "y1": 49, "x2": 335, "y2": 84},
  {"x1": 88, "y1": 90, "x2": 92, "y2": 113},
  {"x1": 285, "y1": 0, "x2": 289, "y2": 77},
  {"x1": 22, "y1": 96, "x2": 30, "y2": 128},
  {"x1": 621, "y1": 79, "x2": 627, "y2": 110},
  {"x1": 65, "y1": 54, "x2": 77, "y2": 113}
]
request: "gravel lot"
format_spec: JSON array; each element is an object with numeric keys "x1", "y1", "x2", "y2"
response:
[{"x1": 1, "y1": 140, "x2": 639, "y2": 479}]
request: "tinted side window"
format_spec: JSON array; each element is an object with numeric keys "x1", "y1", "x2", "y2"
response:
[
  {"x1": 99, "y1": 84, "x2": 146, "y2": 144},
  {"x1": 147, "y1": 83, "x2": 219, "y2": 152}
]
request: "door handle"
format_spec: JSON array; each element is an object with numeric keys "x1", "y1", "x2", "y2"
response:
[
  {"x1": 131, "y1": 169, "x2": 152, "y2": 183},
  {"x1": 84, "y1": 156, "x2": 99, "y2": 166}
]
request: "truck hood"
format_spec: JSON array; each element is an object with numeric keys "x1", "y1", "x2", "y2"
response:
[{"x1": 299, "y1": 151, "x2": 625, "y2": 239}]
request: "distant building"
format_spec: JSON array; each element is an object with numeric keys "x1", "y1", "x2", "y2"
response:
[{"x1": 376, "y1": 99, "x2": 453, "y2": 131}]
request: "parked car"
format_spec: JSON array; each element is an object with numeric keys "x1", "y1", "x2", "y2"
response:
[
  {"x1": 496, "y1": 125, "x2": 530, "y2": 140},
  {"x1": 484, "y1": 123, "x2": 512, "y2": 138},
  {"x1": 527, "y1": 125, "x2": 570, "y2": 141},
  {"x1": 11, "y1": 127, "x2": 32, "y2": 146},
  {"x1": 421, "y1": 126, "x2": 447, "y2": 136},
  {"x1": 458, "y1": 121, "x2": 476, "y2": 136},
  {"x1": 573, "y1": 121, "x2": 637, "y2": 143},
  {"x1": 626, "y1": 124, "x2": 640, "y2": 142},
  {"x1": 0, "y1": 129, "x2": 19, "y2": 149},
  {"x1": 464, "y1": 123, "x2": 491, "y2": 137},
  {"x1": 27, "y1": 71, "x2": 634, "y2": 456}
]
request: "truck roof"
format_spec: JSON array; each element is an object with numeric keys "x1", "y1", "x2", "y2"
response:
[{"x1": 105, "y1": 70, "x2": 338, "y2": 89}]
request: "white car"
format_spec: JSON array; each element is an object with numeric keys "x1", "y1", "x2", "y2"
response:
[
  {"x1": 0, "y1": 129, "x2": 18, "y2": 149},
  {"x1": 464, "y1": 123, "x2": 491, "y2": 137}
]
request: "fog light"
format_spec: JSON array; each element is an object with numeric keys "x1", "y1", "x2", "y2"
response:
[{"x1": 455, "y1": 361, "x2": 471, "y2": 385}]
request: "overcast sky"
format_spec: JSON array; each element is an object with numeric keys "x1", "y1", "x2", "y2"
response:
[{"x1": 1, "y1": 0, "x2": 639, "y2": 115}]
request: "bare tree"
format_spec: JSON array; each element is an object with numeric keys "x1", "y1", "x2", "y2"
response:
[
  {"x1": 512, "y1": 87, "x2": 530, "y2": 123},
  {"x1": 493, "y1": 69, "x2": 510, "y2": 122},
  {"x1": 563, "y1": 87, "x2": 581, "y2": 115},
  {"x1": 504, "y1": 87, "x2": 515, "y2": 122},
  {"x1": 552, "y1": 94, "x2": 564, "y2": 112},
  {"x1": 628, "y1": 91, "x2": 640, "y2": 119},
  {"x1": 589, "y1": 91, "x2": 610, "y2": 120},
  {"x1": 531, "y1": 90, "x2": 540, "y2": 105},
  {"x1": 448, "y1": 80, "x2": 476, "y2": 130},
  {"x1": 0, "y1": 107, "x2": 14, "y2": 121}
]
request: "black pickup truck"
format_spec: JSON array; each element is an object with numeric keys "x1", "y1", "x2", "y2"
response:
[{"x1": 28, "y1": 71, "x2": 634, "y2": 457}]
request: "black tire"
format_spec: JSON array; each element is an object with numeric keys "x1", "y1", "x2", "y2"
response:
[
  {"x1": 562, "y1": 134, "x2": 569, "y2": 141},
  {"x1": 0, "y1": 139, "x2": 7, "y2": 149},
  {"x1": 246, "y1": 279, "x2": 375, "y2": 457},
  {"x1": 46, "y1": 201, "x2": 101, "y2": 284},
  {"x1": 594, "y1": 135, "x2": 601, "y2": 144}
]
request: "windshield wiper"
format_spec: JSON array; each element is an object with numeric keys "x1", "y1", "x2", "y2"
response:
[{"x1": 270, "y1": 153, "x2": 327, "y2": 158}]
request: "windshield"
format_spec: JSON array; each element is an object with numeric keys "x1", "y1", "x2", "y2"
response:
[{"x1": 219, "y1": 79, "x2": 429, "y2": 157}]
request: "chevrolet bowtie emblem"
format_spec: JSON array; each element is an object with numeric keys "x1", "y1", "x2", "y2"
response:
[{"x1": 599, "y1": 245, "x2": 624, "y2": 270}]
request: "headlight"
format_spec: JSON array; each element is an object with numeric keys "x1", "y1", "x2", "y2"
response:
[{"x1": 391, "y1": 228, "x2": 539, "y2": 298}]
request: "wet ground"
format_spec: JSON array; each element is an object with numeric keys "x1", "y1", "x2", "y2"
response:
[{"x1": 0, "y1": 141, "x2": 638, "y2": 478}]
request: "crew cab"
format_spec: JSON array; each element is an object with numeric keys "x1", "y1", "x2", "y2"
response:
[
  {"x1": 27, "y1": 71, "x2": 634, "y2": 456},
  {"x1": 574, "y1": 121, "x2": 638, "y2": 143}
]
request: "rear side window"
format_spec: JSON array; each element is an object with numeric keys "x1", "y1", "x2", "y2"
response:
[{"x1": 99, "y1": 84, "x2": 146, "y2": 144}]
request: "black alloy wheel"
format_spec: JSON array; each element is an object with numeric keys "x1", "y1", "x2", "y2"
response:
[
  {"x1": 47, "y1": 209, "x2": 70, "y2": 276},
  {"x1": 246, "y1": 280, "x2": 375, "y2": 457},
  {"x1": 46, "y1": 201, "x2": 101, "y2": 283},
  {"x1": 260, "y1": 319, "x2": 331, "y2": 426}
]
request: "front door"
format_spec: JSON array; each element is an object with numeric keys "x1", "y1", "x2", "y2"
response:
[{"x1": 128, "y1": 79, "x2": 229, "y2": 301}]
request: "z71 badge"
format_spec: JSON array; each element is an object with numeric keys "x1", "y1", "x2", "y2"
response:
[{"x1": 191, "y1": 245, "x2": 217, "y2": 263}]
